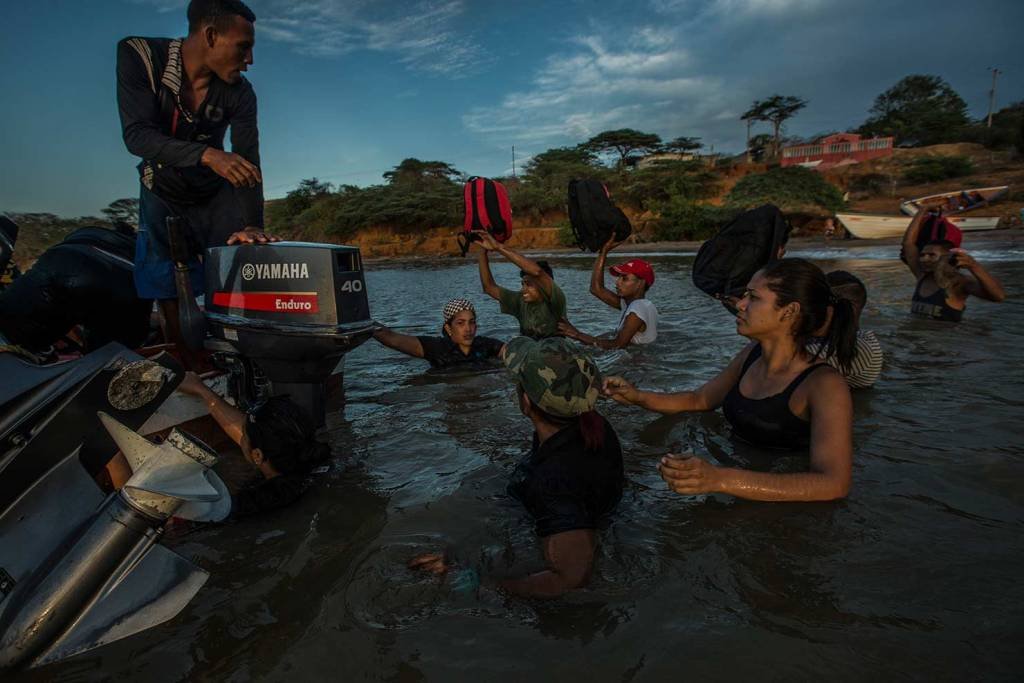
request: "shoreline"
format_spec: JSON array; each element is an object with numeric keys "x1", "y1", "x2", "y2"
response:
[{"x1": 362, "y1": 227, "x2": 1023, "y2": 265}]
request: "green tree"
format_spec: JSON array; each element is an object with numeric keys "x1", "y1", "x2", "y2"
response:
[
  {"x1": 663, "y1": 136, "x2": 702, "y2": 154},
  {"x1": 281, "y1": 177, "x2": 333, "y2": 217},
  {"x1": 382, "y1": 158, "x2": 462, "y2": 187},
  {"x1": 581, "y1": 129, "x2": 663, "y2": 169},
  {"x1": 859, "y1": 74, "x2": 969, "y2": 146},
  {"x1": 962, "y1": 100, "x2": 1024, "y2": 151},
  {"x1": 740, "y1": 104, "x2": 765, "y2": 161},
  {"x1": 747, "y1": 133, "x2": 774, "y2": 162},
  {"x1": 511, "y1": 146, "x2": 608, "y2": 219},
  {"x1": 101, "y1": 198, "x2": 140, "y2": 227},
  {"x1": 743, "y1": 95, "x2": 807, "y2": 159},
  {"x1": 620, "y1": 160, "x2": 719, "y2": 210}
]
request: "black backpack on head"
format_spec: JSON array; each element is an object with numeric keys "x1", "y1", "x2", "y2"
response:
[
  {"x1": 567, "y1": 179, "x2": 632, "y2": 252},
  {"x1": 691, "y1": 204, "x2": 791, "y2": 303}
]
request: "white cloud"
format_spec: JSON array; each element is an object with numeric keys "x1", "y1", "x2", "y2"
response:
[
  {"x1": 128, "y1": 0, "x2": 186, "y2": 11},
  {"x1": 258, "y1": 0, "x2": 488, "y2": 76},
  {"x1": 713, "y1": 0, "x2": 829, "y2": 16},
  {"x1": 463, "y1": 27, "x2": 729, "y2": 151},
  {"x1": 129, "y1": 0, "x2": 487, "y2": 76},
  {"x1": 651, "y1": 0, "x2": 833, "y2": 21}
]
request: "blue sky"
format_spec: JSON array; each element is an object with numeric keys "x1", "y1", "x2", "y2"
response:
[{"x1": 1, "y1": 0, "x2": 1021, "y2": 217}]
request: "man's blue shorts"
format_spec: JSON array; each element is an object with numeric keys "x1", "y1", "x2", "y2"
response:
[{"x1": 133, "y1": 183, "x2": 243, "y2": 300}]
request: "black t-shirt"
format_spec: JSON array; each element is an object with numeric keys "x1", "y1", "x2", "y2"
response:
[
  {"x1": 507, "y1": 416, "x2": 624, "y2": 537},
  {"x1": 231, "y1": 474, "x2": 307, "y2": 518},
  {"x1": 416, "y1": 335, "x2": 504, "y2": 369}
]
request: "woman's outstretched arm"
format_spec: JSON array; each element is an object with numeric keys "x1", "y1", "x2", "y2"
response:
[{"x1": 658, "y1": 368, "x2": 853, "y2": 501}]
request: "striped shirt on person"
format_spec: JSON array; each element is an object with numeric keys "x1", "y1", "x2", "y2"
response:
[{"x1": 806, "y1": 329, "x2": 883, "y2": 389}]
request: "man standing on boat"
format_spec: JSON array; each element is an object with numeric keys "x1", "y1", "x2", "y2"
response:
[
  {"x1": 117, "y1": 0, "x2": 276, "y2": 349},
  {"x1": 902, "y1": 201, "x2": 1006, "y2": 322}
]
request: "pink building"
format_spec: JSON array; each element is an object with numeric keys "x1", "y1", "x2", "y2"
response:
[{"x1": 781, "y1": 133, "x2": 893, "y2": 170}]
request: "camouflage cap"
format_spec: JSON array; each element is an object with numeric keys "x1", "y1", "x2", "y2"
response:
[{"x1": 503, "y1": 336, "x2": 602, "y2": 418}]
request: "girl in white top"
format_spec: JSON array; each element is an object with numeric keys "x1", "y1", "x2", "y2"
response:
[{"x1": 559, "y1": 236, "x2": 658, "y2": 348}]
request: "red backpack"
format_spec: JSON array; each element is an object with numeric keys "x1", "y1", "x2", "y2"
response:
[{"x1": 460, "y1": 176, "x2": 512, "y2": 256}]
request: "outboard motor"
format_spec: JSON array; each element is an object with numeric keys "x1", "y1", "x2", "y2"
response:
[
  {"x1": 202, "y1": 242, "x2": 375, "y2": 427},
  {"x1": 0, "y1": 347, "x2": 230, "y2": 670}
]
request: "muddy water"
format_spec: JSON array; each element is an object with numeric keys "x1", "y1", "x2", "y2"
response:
[{"x1": 22, "y1": 242, "x2": 1024, "y2": 681}]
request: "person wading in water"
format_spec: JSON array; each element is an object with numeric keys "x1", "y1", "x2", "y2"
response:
[
  {"x1": 604, "y1": 259, "x2": 855, "y2": 502},
  {"x1": 558, "y1": 235, "x2": 658, "y2": 349},
  {"x1": 902, "y1": 201, "x2": 1005, "y2": 322}
]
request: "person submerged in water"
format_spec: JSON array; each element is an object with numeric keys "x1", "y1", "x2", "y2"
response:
[
  {"x1": 474, "y1": 231, "x2": 568, "y2": 339},
  {"x1": 903, "y1": 202, "x2": 1005, "y2": 322},
  {"x1": 373, "y1": 298, "x2": 505, "y2": 370},
  {"x1": 176, "y1": 372, "x2": 329, "y2": 517},
  {"x1": 410, "y1": 337, "x2": 624, "y2": 598},
  {"x1": 558, "y1": 235, "x2": 658, "y2": 349},
  {"x1": 604, "y1": 258, "x2": 854, "y2": 502},
  {"x1": 806, "y1": 270, "x2": 883, "y2": 389}
]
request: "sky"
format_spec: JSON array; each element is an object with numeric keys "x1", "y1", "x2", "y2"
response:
[{"x1": 1, "y1": 0, "x2": 1021, "y2": 217}]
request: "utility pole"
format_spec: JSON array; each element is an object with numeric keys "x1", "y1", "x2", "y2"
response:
[
  {"x1": 986, "y1": 67, "x2": 1001, "y2": 128},
  {"x1": 511, "y1": 145, "x2": 516, "y2": 178}
]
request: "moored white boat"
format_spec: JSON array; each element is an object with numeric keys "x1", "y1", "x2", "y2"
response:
[
  {"x1": 836, "y1": 213, "x2": 1001, "y2": 239},
  {"x1": 900, "y1": 185, "x2": 1008, "y2": 216}
]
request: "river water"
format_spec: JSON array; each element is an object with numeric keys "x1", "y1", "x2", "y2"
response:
[{"x1": 22, "y1": 240, "x2": 1024, "y2": 681}]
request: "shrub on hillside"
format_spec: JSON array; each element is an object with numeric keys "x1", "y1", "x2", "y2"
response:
[
  {"x1": 726, "y1": 166, "x2": 845, "y2": 212},
  {"x1": 848, "y1": 173, "x2": 890, "y2": 195},
  {"x1": 508, "y1": 147, "x2": 610, "y2": 220},
  {"x1": 266, "y1": 182, "x2": 462, "y2": 238},
  {"x1": 901, "y1": 155, "x2": 975, "y2": 184},
  {"x1": 555, "y1": 220, "x2": 576, "y2": 247},
  {"x1": 648, "y1": 198, "x2": 740, "y2": 241},
  {"x1": 618, "y1": 160, "x2": 720, "y2": 210}
]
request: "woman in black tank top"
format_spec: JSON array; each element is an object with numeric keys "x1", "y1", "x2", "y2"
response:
[
  {"x1": 604, "y1": 258, "x2": 856, "y2": 503},
  {"x1": 722, "y1": 344, "x2": 828, "y2": 450}
]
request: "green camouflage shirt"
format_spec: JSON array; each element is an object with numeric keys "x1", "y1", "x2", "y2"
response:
[{"x1": 497, "y1": 282, "x2": 567, "y2": 339}]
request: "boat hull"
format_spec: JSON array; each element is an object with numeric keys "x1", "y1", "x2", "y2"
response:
[
  {"x1": 899, "y1": 185, "x2": 1008, "y2": 216},
  {"x1": 836, "y1": 213, "x2": 1001, "y2": 239}
]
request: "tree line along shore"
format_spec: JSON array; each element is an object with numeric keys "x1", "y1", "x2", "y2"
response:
[{"x1": 7, "y1": 74, "x2": 1023, "y2": 265}]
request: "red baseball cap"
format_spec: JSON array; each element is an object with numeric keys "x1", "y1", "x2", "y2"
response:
[{"x1": 609, "y1": 259, "x2": 655, "y2": 287}]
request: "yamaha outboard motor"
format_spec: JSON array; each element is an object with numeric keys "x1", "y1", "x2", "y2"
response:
[{"x1": 203, "y1": 242, "x2": 375, "y2": 427}]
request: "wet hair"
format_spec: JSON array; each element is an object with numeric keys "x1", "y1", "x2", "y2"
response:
[
  {"x1": 244, "y1": 396, "x2": 328, "y2": 476},
  {"x1": 924, "y1": 240, "x2": 956, "y2": 251},
  {"x1": 187, "y1": 0, "x2": 256, "y2": 34},
  {"x1": 761, "y1": 258, "x2": 857, "y2": 374},
  {"x1": 520, "y1": 260, "x2": 554, "y2": 280},
  {"x1": 825, "y1": 270, "x2": 867, "y2": 311},
  {"x1": 517, "y1": 385, "x2": 606, "y2": 451}
]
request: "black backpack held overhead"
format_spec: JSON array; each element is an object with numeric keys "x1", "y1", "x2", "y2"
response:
[
  {"x1": 460, "y1": 176, "x2": 513, "y2": 256},
  {"x1": 567, "y1": 179, "x2": 632, "y2": 252},
  {"x1": 691, "y1": 204, "x2": 791, "y2": 304}
]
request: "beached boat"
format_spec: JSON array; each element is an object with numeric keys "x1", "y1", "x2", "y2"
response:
[
  {"x1": 836, "y1": 213, "x2": 1001, "y2": 239},
  {"x1": 900, "y1": 185, "x2": 1008, "y2": 216}
]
